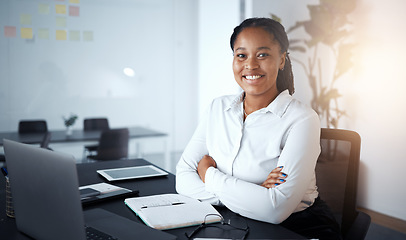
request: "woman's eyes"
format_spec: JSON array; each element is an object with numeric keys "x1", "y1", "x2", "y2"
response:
[{"x1": 235, "y1": 53, "x2": 269, "y2": 59}]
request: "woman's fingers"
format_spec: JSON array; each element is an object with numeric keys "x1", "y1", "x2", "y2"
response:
[{"x1": 261, "y1": 166, "x2": 288, "y2": 189}]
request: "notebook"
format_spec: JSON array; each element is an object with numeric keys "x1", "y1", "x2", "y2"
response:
[{"x1": 3, "y1": 139, "x2": 176, "y2": 240}]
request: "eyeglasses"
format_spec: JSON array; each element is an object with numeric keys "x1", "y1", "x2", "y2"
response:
[{"x1": 185, "y1": 214, "x2": 250, "y2": 240}]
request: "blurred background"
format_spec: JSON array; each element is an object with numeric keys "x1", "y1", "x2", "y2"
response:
[{"x1": 1, "y1": 0, "x2": 405, "y2": 237}]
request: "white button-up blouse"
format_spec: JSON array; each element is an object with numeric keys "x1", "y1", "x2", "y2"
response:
[{"x1": 176, "y1": 90, "x2": 321, "y2": 224}]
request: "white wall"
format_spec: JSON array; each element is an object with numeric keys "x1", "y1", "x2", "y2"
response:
[
  {"x1": 246, "y1": 0, "x2": 406, "y2": 221},
  {"x1": 0, "y1": 0, "x2": 198, "y2": 154},
  {"x1": 350, "y1": 0, "x2": 406, "y2": 221},
  {"x1": 197, "y1": 0, "x2": 241, "y2": 118}
]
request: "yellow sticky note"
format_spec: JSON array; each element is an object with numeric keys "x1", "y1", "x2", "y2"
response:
[
  {"x1": 56, "y1": 30, "x2": 67, "y2": 40},
  {"x1": 56, "y1": 17, "x2": 67, "y2": 27},
  {"x1": 38, "y1": 28, "x2": 49, "y2": 39},
  {"x1": 38, "y1": 3, "x2": 50, "y2": 15},
  {"x1": 20, "y1": 14, "x2": 31, "y2": 25},
  {"x1": 69, "y1": 0, "x2": 80, "y2": 3},
  {"x1": 69, "y1": 30, "x2": 80, "y2": 41},
  {"x1": 21, "y1": 28, "x2": 33, "y2": 39},
  {"x1": 55, "y1": 4, "x2": 67, "y2": 14},
  {"x1": 83, "y1": 31, "x2": 93, "y2": 42}
]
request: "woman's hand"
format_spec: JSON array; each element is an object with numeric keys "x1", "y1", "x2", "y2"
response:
[
  {"x1": 261, "y1": 166, "x2": 288, "y2": 188},
  {"x1": 197, "y1": 155, "x2": 217, "y2": 183}
]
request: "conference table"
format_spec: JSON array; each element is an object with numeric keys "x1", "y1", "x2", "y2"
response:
[
  {"x1": 0, "y1": 159, "x2": 306, "y2": 239},
  {"x1": 0, "y1": 126, "x2": 169, "y2": 165},
  {"x1": 0, "y1": 126, "x2": 167, "y2": 146}
]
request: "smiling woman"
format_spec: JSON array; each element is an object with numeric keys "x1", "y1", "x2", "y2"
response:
[
  {"x1": 230, "y1": 18, "x2": 294, "y2": 118},
  {"x1": 176, "y1": 18, "x2": 342, "y2": 240},
  {"x1": 232, "y1": 27, "x2": 285, "y2": 117}
]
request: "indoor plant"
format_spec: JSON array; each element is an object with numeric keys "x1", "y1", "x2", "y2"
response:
[
  {"x1": 63, "y1": 113, "x2": 78, "y2": 135},
  {"x1": 273, "y1": 0, "x2": 357, "y2": 128}
]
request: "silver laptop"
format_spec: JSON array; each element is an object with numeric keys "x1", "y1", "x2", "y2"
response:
[{"x1": 3, "y1": 139, "x2": 176, "y2": 240}]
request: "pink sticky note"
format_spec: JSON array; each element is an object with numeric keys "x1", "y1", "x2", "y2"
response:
[
  {"x1": 4, "y1": 26, "x2": 16, "y2": 37},
  {"x1": 69, "y1": 6, "x2": 79, "y2": 16}
]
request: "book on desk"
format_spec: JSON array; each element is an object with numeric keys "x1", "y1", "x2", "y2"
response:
[{"x1": 125, "y1": 193, "x2": 222, "y2": 230}]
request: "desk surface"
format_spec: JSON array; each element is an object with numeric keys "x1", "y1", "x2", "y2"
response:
[
  {"x1": 0, "y1": 159, "x2": 305, "y2": 239},
  {"x1": 0, "y1": 126, "x2": 167, "y2": 145}
]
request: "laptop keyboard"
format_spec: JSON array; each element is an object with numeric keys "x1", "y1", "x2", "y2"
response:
[{"x1": 85, "y1": 225, "x2": 118, "y2": 240}]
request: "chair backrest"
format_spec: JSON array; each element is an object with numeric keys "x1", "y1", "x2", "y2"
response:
[
  {"x1": 316, "y1": 128, "x2": 361, "y2": 237},
  {"x1": 40, "y1": 132, "x2": 52, "y2": 149},
  {"x1": 83, "y1": 118, "x2": 109, "y2": 131},
  {"x1": 95, "y1": 128, "x2": 129, "y2": 160},
  {"x1": 18, "y1": 120, "x2": 48, "y2": 134}
]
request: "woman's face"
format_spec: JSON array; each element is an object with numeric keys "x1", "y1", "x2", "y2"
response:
[{"x1": 232, "y1": 27, "x2": 286, "y2": 100}]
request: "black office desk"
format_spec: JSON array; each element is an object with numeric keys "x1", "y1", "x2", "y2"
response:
[
  {"x1": 0, "y1": 126, "x2": 167, "y2": 145},
  {"x1": 0, "y1": 159, "x2": 305, "y2": 239}
]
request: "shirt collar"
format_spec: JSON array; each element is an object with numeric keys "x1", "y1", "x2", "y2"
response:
[
  {"x1": 264, "y1": 90, "x2": 292, "y2": 118},
  {"x1": 225, "y1": 90, "x2": 292, "y2": 118},
  {"x1": 225, "y1": 92, "x2": 245, "y2": 111}
]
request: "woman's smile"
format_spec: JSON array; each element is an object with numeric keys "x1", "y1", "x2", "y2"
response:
[{"x1": 242, "y1": 74, "x2": 265, "y2": 85}]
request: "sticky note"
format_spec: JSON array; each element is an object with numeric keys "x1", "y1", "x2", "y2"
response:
[
  {"x1": 21, "y1": 28, "x2": 33, "y2": 39},
  {"x1": 69, "y1": 6, "x2": 79, "y2": 16},
  {"x1": 4, "y1": 26, "x2": 16, "y2": 37},
  {"x1": 56, "y1": 17, "x2": 67, "y2": 27},
  {"x1": 69, "y1": 0, "x2": 80, "y2": 3},
  {"x1": 55, "y1": 4, "x2": 67, "y2": 14},
  {"x1": 38, "y1": 28, "x2": 49, "y2": 39},
  {"x1": 38, "y1": 3, "x2": 50, "y2": 15},
  {"x1": 69, "y1": 30, "x2": 80, "y2": 41},
  {"x1": 20, "y1": 14, "x2": 31, "y2": 25},
  {"x1": 56, "y1": 30, "x2": 67, "y2": 40},
  {"x1": 83, "y1": 31, "x2": 93, "y2": 42}
]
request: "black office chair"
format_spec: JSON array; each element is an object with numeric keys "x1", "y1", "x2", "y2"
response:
[
  {"x1": 83, "y1": 118, "x2": 110, "y2": 156},
  {"x1": 84, "y1": 118, "x2": 110, "y2": 131},
  {"x1": 1, "y1": 131, "x2": 52, "y2": 162},
  {"x1": 18, "y1": 120, "x2": 48, "y2": 133},
  {"x1": 316, "y1": 128, "x2": 371, "y2": 240},
  {"x1": 40, "y1": 132, "x2": 52, "y2": 150},
  {"x1": 87, "y1": 128, "x2": 129, "y2": 161}
]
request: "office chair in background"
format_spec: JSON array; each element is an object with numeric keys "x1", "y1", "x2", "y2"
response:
[
  {"x1": 18, "y1": 120, "x2": 48, "y2": 133},
  {"x1": 1, "y1": 131, "x2": 52, "y2": 163},
  {"x1": 87, "y1": 128, "x2": 129, "y2": 161},
  {"x1": 84, "y1": 118, "x2": 109, "y2": 131},
  {"x1": 40, "y1": 132, "x2": 52, "y2": 150},
  {"x1": 83, "y1": 118, "x2": 110, "y2": 156},
  {"x1": 316, "y1": 128, "x2": 371, "y2": 240},
  {"x1": 2, "y1": 120, "x2": 49, "y2": 162}
]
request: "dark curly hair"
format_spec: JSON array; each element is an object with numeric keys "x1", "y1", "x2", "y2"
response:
[{"x1": 230, "y1": 18, "x2": 294, "y2": 95}]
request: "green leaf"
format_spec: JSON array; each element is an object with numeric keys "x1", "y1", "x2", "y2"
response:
[{"x1": 270, "y1": 14, "x2": 281, "y2": 23}]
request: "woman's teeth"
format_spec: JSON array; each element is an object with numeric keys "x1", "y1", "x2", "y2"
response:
[{"x1": 245, "y1": 75, "x2": 262, "y2": 80}]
